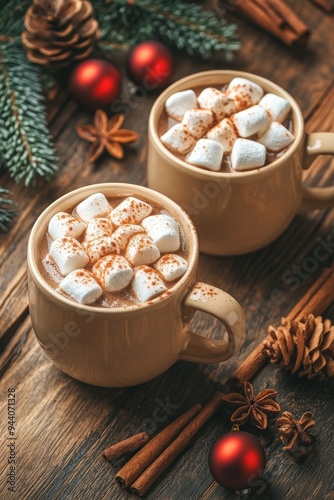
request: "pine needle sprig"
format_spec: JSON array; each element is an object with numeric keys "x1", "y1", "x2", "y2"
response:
[
  {"x1": 138, "y1": 0, "x2": 240, "y2": 60},
  {"x1": 0, "y1": 0, "x2": 30, "y2": 40},
  {"x1": 0, "y1": 187, "x2": 16, "y2": 232},
  {"x1": 95, "y1": 0, "x2": 240, "y2": 60},
  {"x1": 95, "y1": 0, "x2": 144, "y2": 51},
  {"x1": 0, "y1": 42, "x2": 58, "y2": 186}
]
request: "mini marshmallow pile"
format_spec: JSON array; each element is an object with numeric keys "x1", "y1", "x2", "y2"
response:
[
  {"x1": 46, "y1": 193, "x2": 188, "y2": 305},
  {"x1": 160, "y1": 77, "x2": 295, "y2": 172}
]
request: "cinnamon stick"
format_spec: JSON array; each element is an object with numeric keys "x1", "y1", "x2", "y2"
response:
[
  {"x1": 267, "y1": 0, "x2": 310, "y2": 35},
  {"x1": 103, "y1": 432, "x2": 149, "y2": 461},
  {"x1": 130, "y1": 393, "x2": 224, "y2": 496},
  {"x1": 287, "y1": 267, "x2": 334, "y2": 321},
  {"x1": 219, "y1": 0, "x2": 311, "y2": 46},
  {"x1": 253, "y1": 0, "x2": 286, "y2": 27},
  {"x1": 231, "y1": 266, "x2": 334, "y2": 385},
  {"x1": 115, "y1": 403, "x2": 202, "y2": 488},
  {"x1": 309, "y1": 0, "x2": 334, "y2": 13},
  {"x1": 236, "y1": 0, "x2": 297, "y2": 45}
]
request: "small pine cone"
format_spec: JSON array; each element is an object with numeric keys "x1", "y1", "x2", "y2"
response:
[
  {"x1": 22, "y1": 0, "x2": 100, "y2": 68},
  {"x1": 276, "y1": 411, "x2": 315, "y2": 462},
  {"x1": 263, "y1": 314, "x2": 334, "y2": 380}
]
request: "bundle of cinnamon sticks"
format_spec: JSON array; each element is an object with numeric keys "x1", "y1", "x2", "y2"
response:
[
  {"x1": 103, "y1": 395, "x2": 224, "y2": 496},
  {"x1": 219, "y1": 0, "x2": 311, "y2": 46},
  {"x1": 103, "y1": 266, "x2": 334, "y2": 496}
]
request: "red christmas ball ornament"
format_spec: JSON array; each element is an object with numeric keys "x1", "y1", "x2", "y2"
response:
[
  {"x1": 209, "y1": 431, "x2": 266, "y2": 492},
  {"x1": 69, "y1": 59, "x2": 121, "y2": 110},
  {"x1": 127, "y1": 41, "x2": 173, "y2": 90}
]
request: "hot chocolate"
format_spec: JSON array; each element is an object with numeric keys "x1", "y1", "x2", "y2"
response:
[
  {"x1": 38, "y1": 193, "x2": 189, "y2": 307},
  {"x1": 158, "y1": 77, "x2": 294, "y2": 173},
  {"x1": 29, "y1": 183, "x2": 247, "y2": 386}
]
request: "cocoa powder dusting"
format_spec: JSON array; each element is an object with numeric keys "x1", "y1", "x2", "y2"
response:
[
  {"x1": 39, "y1": 195, "x2": 190, "y2": 308},
  {"x1": 159, "y1": 83, "x2": 293, "y2": 172}
]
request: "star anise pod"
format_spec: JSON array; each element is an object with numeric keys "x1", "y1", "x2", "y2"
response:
[
  {"x1": 276, "y1": 411, "x2": 316, "y2": 462},
  {"x1": 77, "y1": 110, "x2": 139, "y2": 162},
  {"x1": 222, "y1": 381, "x2": 281, "y2": 429}
]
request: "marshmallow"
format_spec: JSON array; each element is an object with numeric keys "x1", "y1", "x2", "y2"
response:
[
  {"x1": 206, "y1": 118, "x2": 238, "y2": 154},
  {"x1": 132, "y1": 266, "x2": 167, "y2": 303},
  {"x1": 197, "y1": 88, "x2": 237, "y2": 120},
  {"x1": 165, "y1": 90, "x2": 198, "y2": 122},
  {"x1": 142, "y1": 215, "x2": 180, "y2": 253},
  {"x1": 257, "y1": 121, "x2": 295, "y2": 152},
  {"x1": 111, "y1": 224, "x2": 145, "y2": 251},
  {"x1": 60, "y1": 269, "x2": 102, "y2": 305},
  {"x1": 48, "y1": 212, "x2": 86, "y2": 241},
  {"x1": 227, "y1": 77, "x2": 264, "y2": 110},
  {"x1": 160, "y1": 123, "x2": 196, "y2": 155},
  {"x1": 85, "y1": 218, "x2": 113, "y2": 242},
  {"x1": 187, "y1": 138, "x2": 224, "y2": 172},
  {"x1": 50, "y1": 237, "x2": 89, "y2": 276},
  {"x1": 233, "y1": 105, "x2": 269, "y2": 138},
  {"x1": 110, "y1": 197, "x2": 152, "y2": 226},
  {"x1": 125, "y1": 234, "x2": 160, "y2": 266},
  {"x1": 85, "y1": 236, "x2": 120, "y2": 264},
  {"x1": 92, "y1": 254, "x2": 133, "y2": 292},
  {"x1": 182, "y1": 108, "x2": 214, "y2": 139},
  {"x1": 231, "y1": 138, "x2": 266, "y2": 171},
  {"x1": 154, "y1": 254, "x2": 188, "y2": 281},
  {"x1": 259, "y1": 93, "x2": 291, "y2": 123},
  {"x1": 76, "y1": 193, "x2": 111, "y2": 223}
]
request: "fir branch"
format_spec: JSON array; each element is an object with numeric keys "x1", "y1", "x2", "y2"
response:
[
  {"x1": 0, "y1": 0, "x2": 30, "y2": 39},
  {"x1": 0, "y1": 187, "x2": 16, "y2": 232},
  {"x1": 95, "y1": 0, "x2": 240, "y2": 59},
  {"x1": 137, "y1": 0, "x2": 240, "y2": 60},
  {"x1": 0, "y1": 42, "x2": 58, "y2": 186},
  {"x1": 95, "y1": 0, "x2": 144, "y2": 48}
]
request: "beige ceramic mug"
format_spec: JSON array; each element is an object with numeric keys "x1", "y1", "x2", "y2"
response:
[
  {"x1": 148, "y1": 70, "x2": 334, "y2": 255},
  {"x1": 27, "y1": 183, "x2": 246, "y2": 387}
]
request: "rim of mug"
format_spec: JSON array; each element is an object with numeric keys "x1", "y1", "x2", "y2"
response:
[
  {"x1": 149, "y1": 70, "x2": 305, "y2": 180},
  {"x1": 27, "y1": 183, "x2": 199, "y2": 315}
]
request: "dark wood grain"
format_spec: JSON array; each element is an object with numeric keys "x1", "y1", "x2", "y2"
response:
[{"x1": 1, "y1": 1, "x2": 334, "y2": 499}]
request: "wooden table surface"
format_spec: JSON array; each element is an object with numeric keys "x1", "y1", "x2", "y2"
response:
[{"x1": 1, "y1": 1, "x2": 334, "y2": 499}]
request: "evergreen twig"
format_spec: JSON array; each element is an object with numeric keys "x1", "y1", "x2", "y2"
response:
[
  {"x1": 0, "y1": 42, "x2": 58, "y2": 186},
  {"x1": 0, "y1": 187, "x2": 16, "y2": 232},
  {"x1": 95, "y1": 0, "x2": 240, "y2": 59},
  {"x1": 0, "y1": 0, "x2": 30, "y2": 39}
]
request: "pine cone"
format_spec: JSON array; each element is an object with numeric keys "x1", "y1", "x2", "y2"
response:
[
  {"x1": 22, "y1": 0, "x2": 100, "y2": 68},
  {"x1": 276, "y1": 411, "x2": 315, "y2": 461},
  {"x1": 263, "y1": 314, "x2": 334, "y2": 380}
]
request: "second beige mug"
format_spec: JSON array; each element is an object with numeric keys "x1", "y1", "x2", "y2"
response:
[
  {"x1": 27, "y1": 183, "x2": 246, "y2": 387},
  {"x1": 148, "y1": 70, "x2": 334, "y2": 255}
]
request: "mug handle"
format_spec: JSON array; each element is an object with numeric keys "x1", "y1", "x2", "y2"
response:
[
  {"x1": 299, "y1": 132, "x2": 334, "y2": 212},
  {"x1": 179, "y1": 282, "x2": 246, "y2": 363}
]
